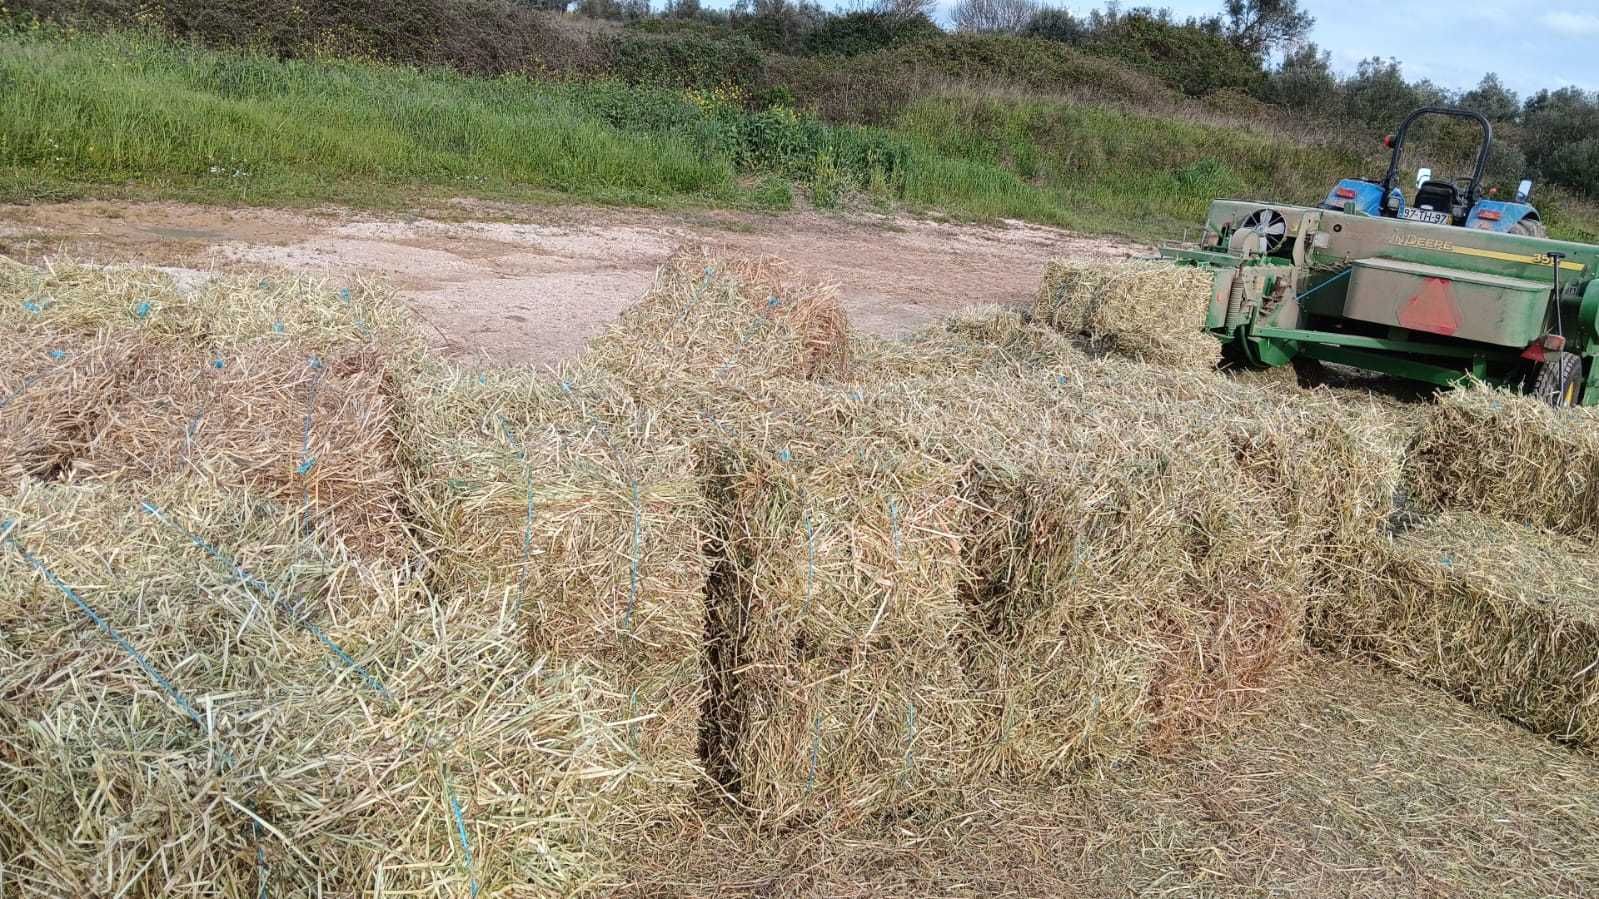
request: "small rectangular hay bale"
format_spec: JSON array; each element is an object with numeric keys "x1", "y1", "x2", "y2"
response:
[
  {"x1": 71, "y1": 338, "x2": 412, "y2": 563},
  {"x1": 864, "y1": 369, "x2": 1316, "y2": 772},
  {"x1": 0, "y1": 479, "x2": 626, "y2": 896},
  {"x1": 0, "y1": 326, "x2": 132, "y2": 484},
  {"x1": 846, "y1": 306, "x2": 1088, "y2": 386},
  {"x1": 583, "y1": 248, "x2": 850, "y2": 392},
  {"x1": 1406, "y1": 384, "x2": 1599, "y2": 543},
  {"x1": 1031, "y1": 260, "x2": 1217, "y2": 370},
  {"x1": 1314, "y1": 511, "x2": 1599, "y2": 749},
  {"x1": 699, "y1": 430, "x2": 973, "y2": 820},
  {"x1": 0, "y1": 257, "x2": 421, "y2": 356},
  {"x1": 397, "y1": 363, "x2": 708, "y2": 786}
]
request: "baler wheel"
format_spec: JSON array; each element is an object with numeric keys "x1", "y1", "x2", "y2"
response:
[{"x1": 1532, "y1": 352, "x2": 1584, "y2": 408}]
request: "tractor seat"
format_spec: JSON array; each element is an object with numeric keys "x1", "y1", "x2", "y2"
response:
[{"x1": 1413, "y1": 179, "x2": 1459, "y2": 214}]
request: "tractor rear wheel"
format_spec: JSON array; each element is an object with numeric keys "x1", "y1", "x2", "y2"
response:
[
  {"x1": 1510, "y1": 218, "x2": 1549, "y2": 238},
  {"x1": 1532, "y1": 351, "x2": 1584, "y2": 408}
]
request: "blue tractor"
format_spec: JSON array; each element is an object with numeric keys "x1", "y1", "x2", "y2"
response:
[{"x1": 1317, "y1": 106, "x2": 1547, "y2": 238}]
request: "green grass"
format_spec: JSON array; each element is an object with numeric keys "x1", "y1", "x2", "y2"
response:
[{"x1": 2, "y1": 28, "x2": 1595, "y2": 244}]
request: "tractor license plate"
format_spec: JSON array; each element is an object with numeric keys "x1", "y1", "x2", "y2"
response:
[{"x1": 1400, "y1": 208, "x2": 1450, "y2": 225}]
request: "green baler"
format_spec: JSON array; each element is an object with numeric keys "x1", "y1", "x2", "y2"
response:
[{"x1": 1164, "y1": 107, "x2": 1599, "y2": 406}]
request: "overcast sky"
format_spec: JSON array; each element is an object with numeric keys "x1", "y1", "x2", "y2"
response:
[{"x1": 934, "y1": 0, "x2": 1598, "y2": 96}]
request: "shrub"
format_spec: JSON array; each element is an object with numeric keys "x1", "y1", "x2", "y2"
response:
[
  {"x1": 801, "y1": 11, "x2": 940, "y2": 57},
  {"x1": 1545, "y1": 138, "x2": 1599, "y2": 199},
  {"x1": 602, "y1": 28, "x2": 765, "y2": 90},
  {"x1": 1022, "y1": 7, "x2": 1086, "y2": 44},
  {"x1": 8, "y1": 0, "x2": 598, "y2": 75},
  {"x1": 1085, "y1": 11, "x2": 1263, "y2": 97}
]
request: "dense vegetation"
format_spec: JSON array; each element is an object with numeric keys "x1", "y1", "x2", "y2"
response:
[{"x1": 3, "y1": 0, "x2": 1596, "y2": 240}]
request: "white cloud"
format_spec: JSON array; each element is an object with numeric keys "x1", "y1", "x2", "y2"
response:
[{"x1": 1540, "y1": 11, "x2": 1599, "y2": 36}]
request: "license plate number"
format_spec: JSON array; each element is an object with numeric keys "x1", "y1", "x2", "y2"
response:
[{"x1": 1401, "y1": 208, "x2": 1450, "y2": 225}]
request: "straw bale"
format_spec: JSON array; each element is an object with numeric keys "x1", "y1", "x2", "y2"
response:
[
  {"x1": 0, "y1": 255, "x2": 421, "y2": 356},
  {"x1": 1407, "y1": 383, "x2": 1599, "y2": 542},
  {"x1": 398, "y1": 362, "x2": 708, "y2": 786},
  {"x1": 0, "y1": 325, "x2": 134, "y2": 483},
  {"x1": 1315, "y1": 511, "x2": 1599, "y2": 749},
  {"x1": 584, "y1": 248, "x2": 850, "y2": 391},
  {"x1": 847, "y1": 306, "x2": 1087, "y2": 385},
  {"x1": 0, "y1": 479, "x2": 626, "y2": 896},
  {"x1": 61, "y1": 337, "x2": 413, "y2": 562},
  {"x1": 697, "y1": 408, "x2": 973, "y2": 820},
  {"x1": 854, "y1": 368, "x2": 1349, "y2": 773},
  {"x1": 1031, "y1": 260, "x2": 1217, "y2": 370}
]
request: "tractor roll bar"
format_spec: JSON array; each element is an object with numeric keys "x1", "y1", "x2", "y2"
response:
[{"x1": 1380, "y1": 106, "x2": 1494, "y2": 214}]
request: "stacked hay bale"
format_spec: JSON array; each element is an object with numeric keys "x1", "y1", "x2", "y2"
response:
[
  {"x1": 0, "y1": 326, "x2": 136, "y2": 482},
  {"x1": 0, "y1": 257, "x2": 420, "y2": 561},
  {"x1": 1406, "y1": 384, "x2": 1599, "y2": 541},
  {"x1": 583, "y1": 248, "x2": 850, "y2": 401},
  {"x1": 1318, "y1": 512, "x2": 1599, "y2": 749},
  {"x1": 0, "y1": 479, "x2": 624, "y2": 896},
  {"x1": 696, "y1": 394, "x2": 974, "y2": 820},
  {"x1": 872, "y1": 369, "x2": 1313, "y2": 772},
  {"x1": 397, "y1": 362, "x2": 708, "y2": 794},
  {"x1": 1031, "y1": 260, "x2": 1217, "y2": 370},
  {"x1": 847, "y1": 306, "x2": 1086, "y2": 386}
]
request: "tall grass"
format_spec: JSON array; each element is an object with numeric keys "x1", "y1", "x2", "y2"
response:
[
  {"x1": 0, "y1": 30, "x2": 736, "y2": 206},
  {"x1": 893, "y1": 93, "x2": 1368, "y2": 235},
  {"x1": 2, "y1": 28, "x2": 1595, "y2": 243}
]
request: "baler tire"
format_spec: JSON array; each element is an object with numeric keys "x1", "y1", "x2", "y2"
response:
[{"x1": 1533, "y1": 352, "x2": 1583, "y2": 408}]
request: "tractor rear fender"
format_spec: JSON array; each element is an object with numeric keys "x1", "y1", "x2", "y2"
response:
[
  {"x1": 1466, "y1": 199, "x2": 1539, "y2": 233},
  {"x1": 1320, "y1": 179, "x2": 1402, "y2": 217}
]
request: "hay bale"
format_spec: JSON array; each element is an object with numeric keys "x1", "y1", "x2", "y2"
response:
[
  {"x1": 0, "y1": 479, "x2": 627, "y2": 895},
  {"x1": 584, "y1": 248, "x2": 850, "y2": 392},
  {"x1": 697, "y1": 408, "x2": 973, "y2": 820},
  {"x1": 0, "y1": 256, "x2": 420, "y2": 355},
  {"x1": 1315, "y1": 511, "x2": 1599, "y2": 749},
  {"x1": 855, "y1": 365, "x2": 1392, "y2": 774},
  {"x1": 1407, "y1": 384, "x2": 1599, "y2": 542},
  {"x1": 65, "y1": 338, "x2": 413, "y2": 562},
  {"x1": 398, "y1": 363, "x2": 708, "y2": 787},
  {"x1": 0, "y1": 258, "x2": 422, "y2": 560},
  {"x1": 847, "y1": 306, "x2": 1086, "y2": 386},
  {"x1": 1031, "y1": 260, "x2": 1216, "y2": 370},
  {"x1": 0, "y1": 326, "x2": 134, "y2": 483}
]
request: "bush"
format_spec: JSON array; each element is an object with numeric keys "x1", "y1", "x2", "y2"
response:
[
  {"x1": 1084, "y1": 11, "x2": 1263, "y2": 97},
  {"x1": 8, "y1": 0, "x2": 598, "y2": 75},
  {"x1": 1022, "y1": 7, "x2": 1086, "y2": 44},
  {"x1": 801, "y1": 11, "x2": 940, "y2": 57},
  {"x1": 602, "y1": 28, "x2": 766, "y2": 90},
  {"x1": 748, "y1": 173, "x2": 793, "y2": 209},
  {"x1": 1523, "y1": 88, "x2": 1599, "y2": 197},
  {"x1": 880, "y1": 35, "x2": 1176, "y2": 107},
  {"x1": 1545, "y1": 138, "x2": 1599, "y2": 199}
]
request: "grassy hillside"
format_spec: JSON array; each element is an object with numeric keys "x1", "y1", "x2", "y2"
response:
[{"x1": 2, "y1": 29, "x2": 1595, "y2": 242}]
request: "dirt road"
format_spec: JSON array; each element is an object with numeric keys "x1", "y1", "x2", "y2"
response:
[{"x1": 0, "y1": 200, "x2": 1145, "y2": 365}]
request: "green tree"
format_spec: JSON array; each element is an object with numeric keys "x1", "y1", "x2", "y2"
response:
[
  {"x1": 1223, "y1": 0, "x2": 1313, "y2": 57},
  {"x1": 1264, "y1": 41, "x2": 1336, "y2": 110},
  {"x1": 1023, "y1": 6, "x2": 1086, "y2": 43},
  {"x1": 1459, "y1": 73, "x2": 1519, "y2": 123}
]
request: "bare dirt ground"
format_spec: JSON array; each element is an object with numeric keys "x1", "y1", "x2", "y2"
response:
[{"x1": 0, "y1": 200, "x2": 1145, "y2": 366}]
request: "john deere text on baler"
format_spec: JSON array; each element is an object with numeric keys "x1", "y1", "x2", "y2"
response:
[{"x1": 1164, "y1": 106, "x2": 1599, "y2": 407}]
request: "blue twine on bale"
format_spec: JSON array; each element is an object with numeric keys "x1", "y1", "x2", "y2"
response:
[{"x1": 137, "y1": 501, "x2": 393, "y2": 703}]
